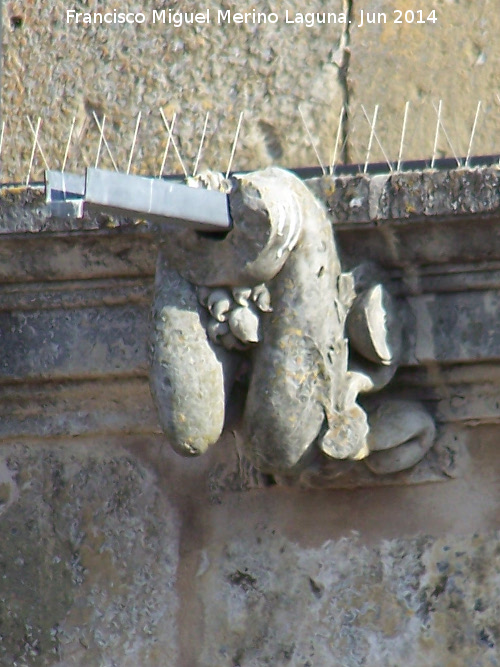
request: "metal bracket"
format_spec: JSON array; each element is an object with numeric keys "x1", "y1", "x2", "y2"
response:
[
  {"x1": 45, "y1": 168, "x2": 232, "y2": 233},
  {"x1": 45, "y1": 170, "x2": 85, "y2": 219}
]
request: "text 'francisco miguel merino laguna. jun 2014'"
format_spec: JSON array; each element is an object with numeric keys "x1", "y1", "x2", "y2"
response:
[{"x1": 66, "y1": 7, "x2": 438, "y2": 28}]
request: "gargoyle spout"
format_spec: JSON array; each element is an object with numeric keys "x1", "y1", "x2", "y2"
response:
[
  {"x1": 240, "y1": 170, "x2": 370, "y2": 472},
  {"x1": 149, "y1": 167, "x2": 435, "y2": 478}
]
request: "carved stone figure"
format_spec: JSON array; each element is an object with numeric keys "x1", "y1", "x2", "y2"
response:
[{"x1": 149, "y1": 168, "x2": 436, "y2": 479}]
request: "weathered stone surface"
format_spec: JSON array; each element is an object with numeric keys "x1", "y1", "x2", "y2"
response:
[
  {"x1": 162, "y1": 426, "x2": 500, "y2": 666},
  {"x1": 0, "y1": 442, "x2": 179, "y2": 666},
  {"x1": 2, "y1": 0, "x2": 346, "y2": 182},
  {"x1": 2, "y1": 177, "x2": 500, "y2": 460},
  {"x1": 0, "y1": 304, "x2": 149, "y2": 381},
  {"x1": 0, "y1": 167, "x2": 500, "y2": 663},
  {"x1": 348, "y1": 0, "x2": 500, "y2": 164},
  {"x1": 380, "y1": 168, "x2": 500, "y2": 220},
  {"x1": 0, "y1": 234, "x2": 155, "y2": 283},
  {"x1": 404, "y1": 290, "x2": 500, "y2": 365},
  {"x1": 1, "y1": 427, "x2": 499, "y2": 666},
  {"x1": 149, "y1": 167, "x2": 442, "y2": 479},
  {"x1": 197, "y1": 531, "x2": 500, "y2": 666},
  {"x1": 0, "y1": 379, "x2": 159, "y2": 441},
  {"x1": 308, "y1": 167, "x2": 500, "y2": 226}
]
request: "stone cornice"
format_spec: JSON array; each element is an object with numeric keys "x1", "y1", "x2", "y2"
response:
[
  {"x1": 0, "y1": 166, "x2": 498, "y2": 486},
  {"x1": 3, "y1": 164, "x2": 500, "y2": 230}
]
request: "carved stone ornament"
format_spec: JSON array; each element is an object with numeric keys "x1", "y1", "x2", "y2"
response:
[{"x1": 149, "y1": 168, "x2": 436, "y2": 482}]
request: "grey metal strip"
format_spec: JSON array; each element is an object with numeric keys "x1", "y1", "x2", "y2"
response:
[
  {"x1": 84, "y1": 168, "x2": 231, "y2": 232},
  {"x1": 45, "y1": 170, "x2": 85, "y2": 218}
]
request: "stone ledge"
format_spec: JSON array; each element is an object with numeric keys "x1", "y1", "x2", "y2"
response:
[
  {"x1": 3, "y1": 165, "x2": 500, "y2": 232},
  {"x1": 0, "y1": 166, "x2": 499, "y2": 488}
]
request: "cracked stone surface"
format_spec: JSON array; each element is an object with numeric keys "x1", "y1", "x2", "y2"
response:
[
  {"x1": 4, "y1": 1, "x2": 500, "y2": 180},
  {"x1": 2, "y1": 0, "x2": 345, "y2": 182},
  {"x1": 2, "y1": 3, "x2": 500, "y2": 666}
]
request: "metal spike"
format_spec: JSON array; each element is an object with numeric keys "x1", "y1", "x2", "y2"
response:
[
  {"x1": 397, "y1": 101, "x2": 410, "y2": 172},
  {"x1": 363, "y1": 104, "x2": 378, "y2": 173},
  {"x1": 26, "y1": 117, "x2": 50, "y2": 185},
  {"x1": 226, "y1": 111, "x2": 244, "y2": 178},
  {"x1": 92, "y1": 112, "x2": 118, "y2": 172},
  {"x1": 298, "y1": 105, "x2": 326, "y2": 175},
  {"x1": 431, "y1": 102, "x2": 461, "y2": 167},
  {"x1": 62, "y1": 117, "x2": 76, "y2": 172},
  {"x1": 160, "y1": 108, "x2": 188, "y2": 178},
  {"x1": 361, "y1": 105, "x2": 393, "y2": 172},
  {"x1": 329, "y1": 106, "x2": 345, "y2": 175},
  {"x1": 340, "y1": 102, "x2": 359, "y2": 165},
  {"x1": 127, "y1": 111, "x2": 142, "y2": 175},
  {"x1": 431, "y1": 99, "x2": 442, "y2": 169},
  {"x1": 0, "y1": 121, "x2": 5, "y2": 160},
  {"x1": 466, "y1": 101, "x2": 482, "y2": 167},
  {"x1": 158, "y1": 112, "x2": 176, "y2": 178},
  {"x1": 94, "y1": 113, "x2": 105, "y2": 169},
  {"x1": 193, "y1": 112, "x2": 210, "y2": 177},
  {"x1": 27, "y1": 116, "x2": 50, "y2": 170},
  {"x1": 26, "y1": 118, "x2": 40, "y2": 185}
]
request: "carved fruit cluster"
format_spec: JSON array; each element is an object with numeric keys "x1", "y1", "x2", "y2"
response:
[{"x1": 196, "y1": 284, "x2": 272, "y2": 351}]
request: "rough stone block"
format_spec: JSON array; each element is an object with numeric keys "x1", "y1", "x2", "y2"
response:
[
  {"x1": 0, "y1": 443, "x2": 179, "y2": 665},
  {"x1": 2, "y1": 0, "x2": 346, "y2": 182},
  {"x1": 348, "y1": 0, "x2": 500, "y2": 164}
]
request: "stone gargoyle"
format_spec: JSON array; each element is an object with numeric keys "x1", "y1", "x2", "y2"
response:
[{"x1": 149, "y1": 167, "x2": 436, "y2": 480}]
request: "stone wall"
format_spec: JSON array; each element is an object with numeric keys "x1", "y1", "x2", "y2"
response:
[
  {"x1": 3, "y1": 0, "x2": 500, "y2": 182},
  {"x1": 2, "y1": 2, "x2": 500, "y2": 666},
  {"x1": 1, "y1": 430, "x2": 499, "y2": 666}
]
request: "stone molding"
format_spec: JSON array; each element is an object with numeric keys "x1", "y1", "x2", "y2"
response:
[{"x1": 1, "y1": 165, "x2": 499, "y2": 485}]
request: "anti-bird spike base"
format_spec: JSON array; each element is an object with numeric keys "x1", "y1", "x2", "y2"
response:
[{"x1": 148, "y1": 167, "x2": 436, "y2": 478}]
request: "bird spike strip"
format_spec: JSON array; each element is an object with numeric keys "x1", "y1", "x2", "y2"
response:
[{"x1": 1, "y1": 100, "x2": 500, "y2": 187}]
